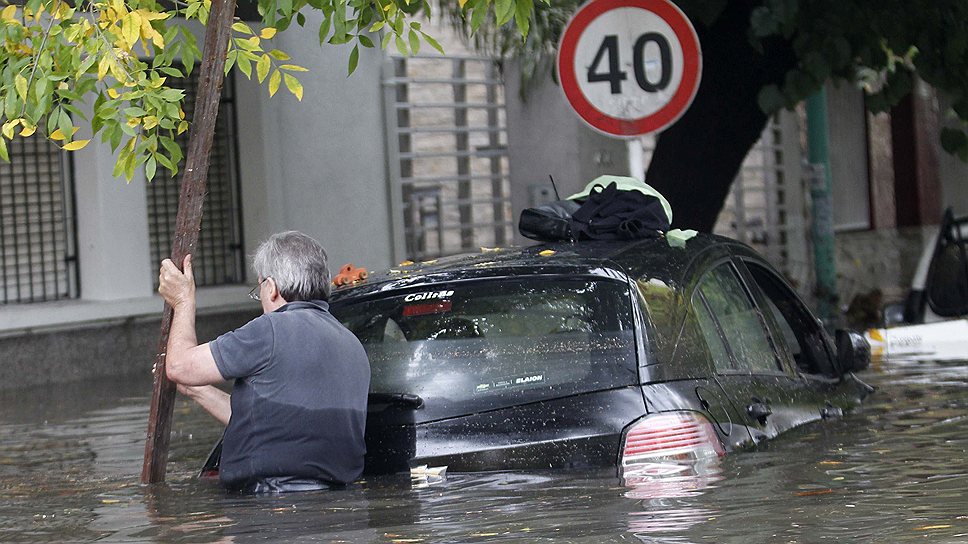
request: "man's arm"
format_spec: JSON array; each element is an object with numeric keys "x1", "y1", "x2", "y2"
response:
[
  {"x1": 177, "y1": 384, "x2": 231, "y2": 425},
  {"x1": 158, "y1": 254, "x2": 231, "y2": 424}
]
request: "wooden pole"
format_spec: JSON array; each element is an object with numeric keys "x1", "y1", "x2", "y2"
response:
[{"x1": 141, "y1": 0, "x2": 238, "y2": 484}]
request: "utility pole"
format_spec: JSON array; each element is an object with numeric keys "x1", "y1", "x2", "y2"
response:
[{"x1": 806, "y1": 89, "x2": 838, "y2": 323}]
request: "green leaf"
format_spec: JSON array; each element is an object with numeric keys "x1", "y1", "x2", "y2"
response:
[
  {"x1": 156, "y1": 153, "x2": 175, "y2": 175},
  {"x1": 470, "y1": 2, "x2": 487, "y2": 33},
  {"x1": 146, "y1": 156, "x2": 156, "y2": 180},
  {"x1": 358, "y1": 34, "x2": 374, "y2": 48},
  {"x1": 238, "y1": 55, "x2": 253, "y2": 79},
  {"x1": 296, "y1": 12, "x2": 305, "y2": 26},
  {"x1": 257, "y1": 54, "x2": 271, "y2": 83},
  {"x1": 269, "y1": 49, "x2": 291, "y2": 61},
  {"x1": 112, "y1": 149, "x2": 127, "y2": 178},
  {"x1": 513, "y1": 0, "x2": 532, "y2": 37},
  {"x1": 183, "y1": 47, "x2": 195, "y2": 75},
  {"x1": 318, "y1": 15, "x2": 332, "y2": 43},
  {"x1": 381, "y1": 30, "x2": 393, "y2": 50},
  {"x1": 269, "y1": 70, "x2": 281, "y2": 96},
  {"x1": 408, "y1": 29, "x2": 420, "y2": 55},
  {"x1": 283, "y1": 73, "x2": 303, "y2": 99},
  {"x1": 232, "y1": 22, "x2": 254, "y2": 34},
  {"x1": 35, "y1": 76, "x2": 50, "y2": 102},
  {"x1": 395, "y1": 35, "x2": 408, "y2": 56},
  {"x1": 160, "y1": 136, "x2": 183, "y2": 164},
  {"x1": 0, "y1": 137, "x2": 8, "y2": 162},
  {"x1": 348, "y1": 44, "x2": 359, "y2": 75},
  {"x1": 280, "y1": 64, "x2": 309, "y2": 72},
  {"x1": 225, "y1": 49, "x2": 239, "y2": 75},
  {"x1": 420, "y1": 31, "x2": 444, "y2": 54},
  {"x1": 14, "y1": 74, "x2": 28, "y2": 100},
  {"x1": 495, "y1": 0, "x2": 513, "y2": 25}
]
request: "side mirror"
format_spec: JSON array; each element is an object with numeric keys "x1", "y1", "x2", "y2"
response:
[{"x1": 836, "y1": 329, "x2": 871, "y2": 373}]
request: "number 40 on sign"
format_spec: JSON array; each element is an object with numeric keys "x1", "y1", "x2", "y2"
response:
[{"x1": 557, "y1": 0, "x2": 702, "y2": 138}]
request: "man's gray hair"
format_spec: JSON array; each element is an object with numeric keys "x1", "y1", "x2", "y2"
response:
[{"x1": 252, "y1": 231, "x2": 331, "y2": 301}]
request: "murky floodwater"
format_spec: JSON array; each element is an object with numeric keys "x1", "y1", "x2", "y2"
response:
[{"x1": 1, "y1": 357, "x2": 966, "y2": 543}]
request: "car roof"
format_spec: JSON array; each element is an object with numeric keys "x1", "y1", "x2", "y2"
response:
[{"x1": 331, "y1": 233, "x2": 741, "y2": 301}]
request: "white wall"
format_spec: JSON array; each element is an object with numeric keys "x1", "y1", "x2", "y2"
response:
[
  {"x1": 827, "y1": 83, "x2": 871, "y2": 231},
  {"x1": 235, "y1": 15, "x2": 396, "y2": 271},
  {"x1": 72, "y1": 106, "x2": 154, "y2": 301},
  {"x1": 503, "y1": 62, "x2": 628, "y2": 245}
]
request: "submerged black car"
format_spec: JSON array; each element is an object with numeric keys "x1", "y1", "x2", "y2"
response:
[{"x1": 202, "y1": 235, "x2": 872, "y2": 480}]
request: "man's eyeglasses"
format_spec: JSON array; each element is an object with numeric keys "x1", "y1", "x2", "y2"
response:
[{"x1": 248, "y1": 277, "x2": 270, "y2": 301}]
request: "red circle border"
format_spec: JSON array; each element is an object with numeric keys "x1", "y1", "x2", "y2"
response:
[{"x1": 557, "y1": 0, "x2": 702, "y2": 137}]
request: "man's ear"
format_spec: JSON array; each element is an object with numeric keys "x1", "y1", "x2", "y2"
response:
[{"x1": 267, "y1": 277, "x2": 282, "y2": 302}]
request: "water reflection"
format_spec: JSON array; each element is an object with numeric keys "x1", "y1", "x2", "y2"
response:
[{"x1": 1, "y1": 357, "x2": 967, "y2": 542}]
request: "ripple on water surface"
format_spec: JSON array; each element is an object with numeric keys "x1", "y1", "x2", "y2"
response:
[{"x1": 0, "y1": 358, "x2": 966, "y2": 543}]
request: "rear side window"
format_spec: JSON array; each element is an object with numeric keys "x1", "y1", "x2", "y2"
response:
[
  {"x1": 694, "y1": 263, "x2": 779, "y2": 374},
  {"x1": 331, "y1": 278, "x2": 636, "y2": 420}
]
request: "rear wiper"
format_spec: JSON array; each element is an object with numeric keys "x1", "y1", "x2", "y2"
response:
[{"x1": 368, "y1": 392, "x2": 425, "y2": 409}]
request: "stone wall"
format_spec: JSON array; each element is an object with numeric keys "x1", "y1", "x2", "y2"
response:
[
  {"x1": 0, "y1": 308, "x2": 259, "y2": 391},
  {"x1": 835, "y1": 225, "x2": 935, "y2": 310}
]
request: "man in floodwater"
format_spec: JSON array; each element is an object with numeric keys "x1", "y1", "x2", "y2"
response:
[{"x1": 158, "y1": 231, "x2": 370, "y2": 493}]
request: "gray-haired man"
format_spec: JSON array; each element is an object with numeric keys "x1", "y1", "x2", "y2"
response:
[{"x1": 158, "y1": 231, "x2": 370, "y2": 493}]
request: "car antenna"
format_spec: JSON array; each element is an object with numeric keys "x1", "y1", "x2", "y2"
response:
[{"x1": 549, "y1": 174, "x2": 561, "y2": 200}]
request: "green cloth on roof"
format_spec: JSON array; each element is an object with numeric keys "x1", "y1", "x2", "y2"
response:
[
  {"x1": 666, "y1": 228, "x2": 698, "y2": 248},
  {"x1": 567, "y1": 175, "x2": 673, "y2": 224}
]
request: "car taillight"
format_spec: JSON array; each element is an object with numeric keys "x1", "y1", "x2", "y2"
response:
[{"x1": 621, "y1": 412, "x2": 724, "y2": 478}]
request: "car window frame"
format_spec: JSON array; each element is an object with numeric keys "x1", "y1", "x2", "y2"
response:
[
  {"x1": 691, "y1": 258, "x2": 786, "y2": 377},
  {"x1": 732, "y1": 255, "x2": 839, "y2": 379}
]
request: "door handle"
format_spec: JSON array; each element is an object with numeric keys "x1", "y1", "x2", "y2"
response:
[{"x1": 746, "y1": 399, "x2": 772, "y2": 425}]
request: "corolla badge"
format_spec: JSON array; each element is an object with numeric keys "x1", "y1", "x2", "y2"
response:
[{"x1": 404, "y1": 290, "x2": 454, "y2": 302}]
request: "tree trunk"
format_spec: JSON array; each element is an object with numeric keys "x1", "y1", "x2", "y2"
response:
[
  {"x1": 141, "y1": 0, "x2": 238, "y2": 484},
  {"x1": 645, "y1": 1, "x2": 797, "y2": 232}
]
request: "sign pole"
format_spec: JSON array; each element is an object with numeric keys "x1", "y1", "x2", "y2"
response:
[{"x1": 628, "y1": 139, "x2": 644, "y2": 180}]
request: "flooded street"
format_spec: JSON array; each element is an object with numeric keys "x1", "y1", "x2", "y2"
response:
[{"x1": 1, "y1": 357, "x2": 966, "y2": 543}]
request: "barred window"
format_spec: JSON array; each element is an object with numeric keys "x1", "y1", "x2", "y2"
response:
[
  {"x1": 0, "y1": 136, "x2": 78, "y2": 304},
  {"x1": 147, "y1": 69, "x2": 244, "y2": 288}
]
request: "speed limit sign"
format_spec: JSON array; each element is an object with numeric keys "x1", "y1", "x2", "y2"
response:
[{"x1": 557, "y1": 0, "x2": 701, "y2": 137}]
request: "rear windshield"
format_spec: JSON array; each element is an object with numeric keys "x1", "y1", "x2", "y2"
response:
[{"x1": 331, "y1": 277, "x2": 637, "y2": 421}]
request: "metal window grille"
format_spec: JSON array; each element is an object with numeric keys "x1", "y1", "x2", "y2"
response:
[
  {"x1": 384, "y1": 55, "x2": 513, "y2": 261},
  {"x1": 638, "y1": 114, "x2": 808, "y2": 288},
  {"x1": 147, "y1": 69, "x2": 244, "y2": 288},
  {"x1": 0, "y1": 135, "x2": 78, "y2": 304}
]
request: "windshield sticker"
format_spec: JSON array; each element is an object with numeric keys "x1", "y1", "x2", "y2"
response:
[
  {"x1": 404, "y1": 290, "x2": 454, "y2": 302},
  {"x1": 403, "y1": 300, "x2": 452, "y2": 317},
  {"x1": 475, "y1": 373, "x2": 545, "y2": 393}
]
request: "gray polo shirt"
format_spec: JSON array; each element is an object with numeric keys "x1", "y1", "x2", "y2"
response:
[{"x1": 209, "y1": 300, "x2": 370, "y2": 488}]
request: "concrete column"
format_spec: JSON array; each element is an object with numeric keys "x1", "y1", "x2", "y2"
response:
[{"x1": 72, "y1": 126, "x2": 153, "y2": 301}]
